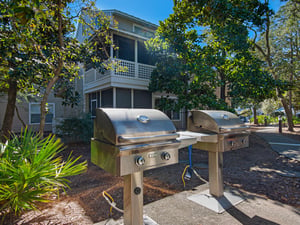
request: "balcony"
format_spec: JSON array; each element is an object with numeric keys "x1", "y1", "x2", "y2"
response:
[{"x1": 83, "y1": 59, "x2": 155, "y2": 92}]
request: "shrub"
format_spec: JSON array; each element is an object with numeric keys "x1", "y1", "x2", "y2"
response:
[
  {"x1": 293, "y1": 116, "x2": 300, "y2": 125},
  {"x1": 55, "y1": 113, "x2": 93, "y2": 143},
  {"x1": 0, "y1": 128, "x2": 87, "y2": 220},
  {"x1": 250, "y1": 115, "x2": 282, "y2": 125}
]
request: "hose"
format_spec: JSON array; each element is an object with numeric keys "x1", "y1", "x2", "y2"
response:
[
  {"x1": 181, "y1": 165, "x2": 190, "y2": 187},
  {"x1": 102, "y1": 191, "x2": 124, "y2": 214},
  {"x1": 191, "y1": 167, "x2": 208, "y2": 184},
  {"x1": 181, "y1": 165, "x2": 208, "y2": 187},
  {"x1": 181, "y1": 145, "x2": 208, "y2": 187}
]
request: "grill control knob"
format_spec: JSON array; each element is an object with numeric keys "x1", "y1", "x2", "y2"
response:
[
  {"x1": 161, "y1": 152, "x2": 171, "y2": 161},
  {"x1": 135, "y1": 156, "x2": 145, "y2": 166}
]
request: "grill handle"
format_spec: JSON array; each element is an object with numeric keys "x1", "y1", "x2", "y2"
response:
[
  {"x1": 219, "y1": 126, "x2": 250, "y2": 133},
  {"x1": 118, "y1": 133, "x2": 179, "y2": 144}
]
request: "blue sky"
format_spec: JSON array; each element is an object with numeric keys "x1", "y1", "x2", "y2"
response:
[{"x1": 96, "y1": 0, "x2": 286, "y2": 25}]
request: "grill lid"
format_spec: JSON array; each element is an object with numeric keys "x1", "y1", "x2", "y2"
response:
[
  {"x1": 94, "y1": 108, "x2": 178, "y2": 146},
  {"x1": 189, "y1": 110, "x2": 248, "y2": 134}
]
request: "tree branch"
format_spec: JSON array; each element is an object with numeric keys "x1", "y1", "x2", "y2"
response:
[
  {"x1": 254, "y1": 42, "x2": 268, "y2": 60},
  {"x1": 265, "y1": 11, "x2": 271, "y2": 60},
  {"x1": 15, "y1": 105, "x2": 26, "y2": 127}
]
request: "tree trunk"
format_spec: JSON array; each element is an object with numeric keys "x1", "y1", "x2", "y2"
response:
[
  {"x1": 219, "y1": 70, "x2": 226, "y2": 101},
  {"x1": 253, "y1": 106, "x2": 258, "y2": 125},
  {"x1": 289, "y1": 39, "x2": 294, "y2": 115},
  {"x1": 39, "y1": 76, "x2": 59, "y2": 135},
  {"x1": 280, "y1": 95, "x2": 294, "y2": 132},
  {"x1": 1, "y1": 80, "x2": 17, "y2": 142}
]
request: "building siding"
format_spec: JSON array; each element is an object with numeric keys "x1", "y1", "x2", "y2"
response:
[{"x1": 0, "y1": 78, "x2": 84, "y2": 133}]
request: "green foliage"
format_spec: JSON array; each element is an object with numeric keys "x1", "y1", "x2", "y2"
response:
[
  {"x1": 293, "y1": 116, "x2": 300, "y2": 125},
  {"x1": 249, "y1": 115, "x2": 270, "y2": 125},
  {"x1": 147, "y1": 0, "x2": 276, "y2": 113},
  {"x1": 53, "y1": 78, "x2": 80, "y2": 107},
  {"x1": 249, "y1": 114, "x2": 289, "y2": 125},
  {"x1": 0, "y1": 128, "x2": 87, "y2": 217},
  {"x1": 55, "y1": 114, "x2": 93, "y2": 144},
  {"x1": 261, "y1": 99, "x2": 281, "y2": 115},
  {"x1": 238, "y1": 108, "x2": 252, "y2": 117},
  {"x1": 0, "y1": 0, "x2": 116, "y2": 137},
  {"x1": 270, "y1": 111, "x2": 285, "y2": 117}
]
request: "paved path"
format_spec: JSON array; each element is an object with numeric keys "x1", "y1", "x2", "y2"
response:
[
  {"x1": 96, "y1": 184, "x2": 300, "y2": 225},
  {"x1": 252, "y1": 126, "x2": 300, "y2": 161}
]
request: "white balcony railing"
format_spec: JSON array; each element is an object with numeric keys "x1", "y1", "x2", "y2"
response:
[{"x1": 84, "y1": 59, "x2": 155, "y2": 84}]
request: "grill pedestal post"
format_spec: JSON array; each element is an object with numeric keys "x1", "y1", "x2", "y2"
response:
[
  {"x1": 123, "y1": 171, "x2": 143, "y2": 225},
  {"x1": 208, "y1": 152, "x2": 224, "y2": 198}
]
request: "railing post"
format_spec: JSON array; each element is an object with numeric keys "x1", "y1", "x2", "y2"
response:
[
  {"x1": 135, "y1": 40, "x2": 138, "y2": 78},
  {"x1": 135, "y1": 62, "x2": 138, "y2": 78}
]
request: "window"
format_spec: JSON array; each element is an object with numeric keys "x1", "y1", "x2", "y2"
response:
[
  {"x1": 101, "y1": 88, "x2": 113, "y2": 108},
  {"x1": 113, "y1": 34, "x2": 135, "y2": 61},
  {"x1": 89, "y1": 92, "x2": 100, "y2": 118},
  {"x1": 134, "y1": 90, "x2": 152, "y2": 108},
  {"x1": 116, "y1": 88, "x2": 131, "y2": 108},
  {"x1": 134, "y1": 25, "x2": 155, "y2": 38},
  {"x1": 91, "y1": 99, "x2": 97, "y2": 117},
  {"x1": 138, "y1": 41, "x2": 155, "y2": 65},
  {"x1": 29, "y1": 103, "x2": 55, "y2": 124}
]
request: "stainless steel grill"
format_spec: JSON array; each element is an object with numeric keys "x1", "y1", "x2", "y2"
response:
[
  {"x1": 91, "y1": 108, "x2": 196, "y2": 225},
  {"x1": 179, "y1": 110, "x2": 250, "y2": 198},
  {"x1": 91, "y1": 108, "x2": 181, "y2": 176}
]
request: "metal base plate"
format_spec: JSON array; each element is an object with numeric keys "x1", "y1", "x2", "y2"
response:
[
  {"x1": 187, "y1": 189, "x2": 244, "y2": 213},
  {"x1": 95, "y1": 215, "x2": 159, "y2": 225}
]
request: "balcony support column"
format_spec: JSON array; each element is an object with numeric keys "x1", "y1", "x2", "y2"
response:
[
  {"x1": 131, "y1": 89, "x2": 134, "y2": 108},
  {"x1": 113, "y1": 87, "x2": 116, "y2": 108}
]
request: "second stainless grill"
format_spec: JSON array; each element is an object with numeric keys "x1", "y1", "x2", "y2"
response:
[{"x1": 179, "y1": 110, "x2": 250, "y2": 198}]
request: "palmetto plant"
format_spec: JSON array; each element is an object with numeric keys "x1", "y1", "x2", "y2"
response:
[{"x1": 0, "y1": 128, "x2": 87, "y2": 218}]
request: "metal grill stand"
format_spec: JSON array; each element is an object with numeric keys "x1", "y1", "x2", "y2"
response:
[
  {"x1": 209, "y1": 152, "x2": 223, "y2": 198},
  {"x1": 124, "y1": 171, "x2": 143, "y2": 225},
  {"x1": 179, "y1": 110, "x2": 250, "y2": 213}
]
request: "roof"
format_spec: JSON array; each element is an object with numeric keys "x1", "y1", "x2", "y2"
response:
[{"x1": 102, "y1": 9, "x2": 158, "y2": 30}]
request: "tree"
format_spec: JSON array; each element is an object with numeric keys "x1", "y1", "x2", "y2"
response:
[
  {"x1": 147, "y1": 37, "x2": 226, "y2": 113},
  {"x1": 28, "y1": 1, "x2": 115, "y2": 135},
  {"x1": 147, "y1": 0, "x2": 277, "y2": 118},
  {"x1": 254, "y1": 0, "x2": 299, "y2": 131},
  {"x1": 0, "y1": 0, "x2": 114, "y2": 139},
  {"x1": 0, "y1": 0, "x2": 40, "y2": 141},
  {"x1": 270, "y1": 0, "x2": 300, "y2": 115}
]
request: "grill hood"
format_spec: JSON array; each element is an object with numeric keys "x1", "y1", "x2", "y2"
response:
[
  {"x1": 94, "y1": 108, "x2": 178, "y2": 146},
  {"x1": 188, "y1": 110, "x2": 248, "y2": 134}
]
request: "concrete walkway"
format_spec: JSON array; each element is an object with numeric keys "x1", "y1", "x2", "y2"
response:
[
  {"x1": 97, "y1": 183, "x2": 300, "y2": 225},
  {"x1": 252, "y1": 126, "x2": 300, "y2": 161}
]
